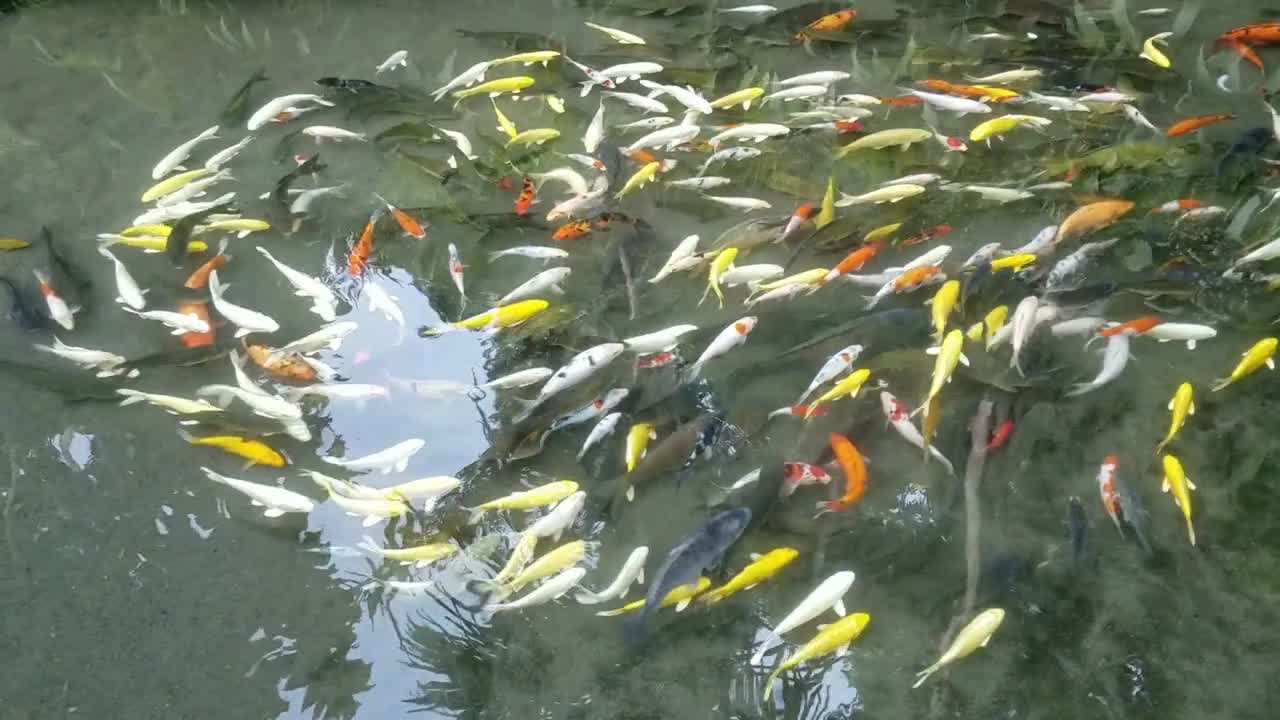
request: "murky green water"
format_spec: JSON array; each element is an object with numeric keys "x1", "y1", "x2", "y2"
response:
[{"x1": 4, "y1": 0, "x2": 1280, "y2": 718}]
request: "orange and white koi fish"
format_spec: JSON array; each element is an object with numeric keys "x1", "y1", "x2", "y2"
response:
[
  {"x1": 1099, "y1": 315, "x2": 1162, "y2": 337},
  {"x1": 374, "y1": 193, "x2": 427, "y2": 239},
  {"x1": 778, "y1": 202, "x2": 817, "y2": 243},
  {"x1": 448, "y1": 243, "x2": 467, "y2": 309},
  {"x1": 1097, "y1": 455, "x2": 1123, "y2": 534},
  {"x1": 32, "y1": 269, "x2": 75, "y2": 330},
  {"x1": 348, "y1": 209, "x2": 382, "y2": 278}
]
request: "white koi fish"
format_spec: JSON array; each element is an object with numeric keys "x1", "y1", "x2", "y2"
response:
[
  {"x1": 152, "y1": 125, "x2": 219, "y2": 179},
  {"x1": 247, "y1": 94, "x2": 334, "y2": 130},
  {"x1": 574, "y1": 546, "x2": 649, "y2": 604},
  {"x1": 201, "y1": 467, "x2": 314, "y2": 517},
  {"x1": 690, "y1": 317, "x2": 756, "y2": 377},
  {"x1": 750, "y1": 571, "x2": 856, "y2": 665},
  {"x1": 798, "y1": 344, "x2": 864, "y2": 403},
  {"x1": 255, "y1": 247, "x2": 336, "y2": 321},
  {"x1": 208, "y1": 270, "x2": 279, "y2": 337},
  {"x1": 323, "y1": 439, "x2": 426, "y2": 475}
]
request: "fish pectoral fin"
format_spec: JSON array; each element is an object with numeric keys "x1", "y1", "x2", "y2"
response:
[
  {"x1": 625, "y1": 485, "x2": 635, "y2": 502},
  {"x1": 959, "y1": 352, "x2": 970, "y2": 367},
  {"x1": 835, "y1": 642, "x2": 850, "y2": 657},
  {"x1": 1167, "y1": 398, "x2": 1175, "y2": 410},
  {"x1": 1268, "y1": 358, "x2": 1276, "y2": 370},
  {"x1": 833, "y1": 598, "x2": 847, "y2": 616},
  {"x1": 750, "y1": 552, "x2": 763, "y2": 562},
  {"x1": 1189, "y1": 402, "x2": 1196, "y2": 415},
  {"x1": 362, "y1": 516, "x2": 381, "y2": 527},
  {"x1": 249, "y1": 500, "x2": 264, "y2": 506},
  {"x1": 262, "y1": 508, "x2": 285, "y2": 518},
  {"x1": 1161, "y1": 479, "x2": 1170, "y2": 492},
  {"x1": 675, "y1": 599, "x2": 691, "y2": 612},
  {"x1": 1187, "y1": 478, "x2": 1197, "y2": 491},
  {"x1": 636, "y1": 569, "x2": 644, "y2": 584}
]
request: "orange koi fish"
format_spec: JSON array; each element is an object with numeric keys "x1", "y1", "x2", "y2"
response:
[
  {"x1": 184, "y1": 247, "x2": 231, "y2": 289},
  {"x1": 893, "y1": 264, "x2": 942, "y2": 291},
  {"x1": 1166, "y1": 114, "x2": 1236, "y2": 137},
  {"x1": 834, "y1": 119, "x2": 864, "y2": 133},
  {"x1": 879, "y1": 94, "x2": 924, "y2": 107},
  {"x1": 627, "y1": 148, "x2": 661, "y2": 165},
  {"x1": 1218, "y1": 21, "x2": 1280, "y2": 45},
  {"x1": 1097, "y1": 455, "x2": 1122, "y2": 534},
  {"x1": 553, "y1": 219, "x2": 592, "y2": 241},
  {"x1": 824, "y1": 242, "x2": 881, "y2": 283},
  {"x1": 1099, "y1": 316, "x2": 1161, "y2": 337},
  {"x1": 796, "y1": 9, "x2": 857, "y2": 40},
  {"x1": 347, "y1": 209, "x2": 382, "y2": 278},
  {"x1": 514, "y1": 176, "x2": 537, "y2": 216},
  {"x1": 817, "y1": 433, "x2": 867, "y2": 515},
  {"x1": 243, "y1": 342, "x2": 317, "y2": 382},
  {"x1": 779, "y1": 202, "x2": 818, "y2": 243},
  {"x1": 375, "y1": 194, "x2": 427, "y2": 239},
  {"x1": 987, "y1": 420, "x2": 1013, "y2": 451}
]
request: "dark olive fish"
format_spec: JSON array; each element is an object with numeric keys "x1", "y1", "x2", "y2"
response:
[
  {"x1": 42, "y1": 226, "x2": 90, "y2": 298},
  {"x1": 0, "y1": 276, "x2": 44, "y2": 330},
  {"x1": 1216, "y1": 126, "x2": 1273, "y2": 178},
  {"x1": 219, "y1": 67, "x2": 268, "y2": 126},
  {"x1": 315, "y1": 77, "x2": 390, "y2": 94},
  {"x1": 272, "y1": 153, "x2": 327, "y2": 209},
  {"x1": 626, "y1": 507, "x2": 751, "y2": 642},
  {"x1": 0, "y1": 359, "x2": 123, "y2": 401},
  {"x1": 166, "y1": 200, "x2": 236, "y2": 267},
  {"x1": 602, "y1": 414, "x2": 717, "y2": 508},
  {"x1": 1067, "y1": 496, "x2": 1087, "y2": 565},
  {"x1": 1114, "y1": 475, "x2": 1153, "y2": 554}
]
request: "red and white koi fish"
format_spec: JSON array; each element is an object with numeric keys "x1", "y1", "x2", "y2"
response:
[
  {"x1": 690, "y1": 316, "x2": 756, "y2": 377},
  {"x1": 448, "y1": 243, "x2": 467, "y2": 310},
  {"x1": 780, "y1": 463, "x2": 831, "y2": 496},
  {"x1": 1097, "y1": 455, "x2": 1123, "y2": 535},
  {"x1": 778, "y1": 202, "x2": 817, "y2": 243},
  {"x1": 33, "y1": 269, "x2": 75, "y2": 330},
  {"x1": 879, "y1": 391, "x2": 955, "y2": 474}
]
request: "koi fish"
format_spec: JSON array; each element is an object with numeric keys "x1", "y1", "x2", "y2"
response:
[
  {"x1": 447, "y1": 243, "x2": 466, "y2": 309},
  {"x1": 347, "y1": 209, "x2": 382, "y2": 278},
  {"x1": 615, "y1": 161, "x2": 661, "y2": 198},
  {"x1": 1140, "y1": 32, "x2": 1173, "y2": 68},
  {"x1": 1099, "y1": 316, "x2": 1162, "y2": 337},
  {"x1": 201, "y1": 467, "x2": 314, "y2": 517},
  {"x1": 626, "y1": 422, "x2": 657, "y2": 473},
  {"x1": 552, "y1": 219, "x2": 592, "y2": 241},
  {"x1": 1055, "y1": 200, "x2": 1135, "y2": 244},
  {"x1": 817, "y1": 433, "x2": 867, "y2": 514},
  {"x1": 514, "y1": 177, "x2": 537, "y2": 215},
  {"x1": 824, "y1": 243, "x2": 881, "y2": 282},
  {"x1": 179, "y1": 430, "x2": 286, "y2": 467},
  {"x1": 1160, "y1": 454, "x2": 1197, "y2": 546},
  {"x1": 372, "y1": 194, "x2": 426, "y2": 239},
  {"x1": 781, "y1": 462, "x2": 831, "y2": 496},
  {"x1": 701, "y1": 247, "x2": 738, "y2": 308},
  {"x1": 596, "y1": 577, "x2": 711, "y2": 617},
  {"x1": 451, "y1": 76, "x2": 535, "y2": 102},
  {"x1": 921, "y1": 329, "x2": 968, "y2": 412},
  {"x1": 430, "y1": 299, "x2": 549, "y2": 335},
  {"x1": 902, "y1": 224, "x2": 952, "y2": 247},
  {"x1": 465, "y1": 480, "x2": 581, "y2": 525},
  {"x1": 175, "y1": 300, "x2": 215, "y2": 348},
  {"x1": 700, "y1": 548, "x2": 799, "y2": 604},
  {"x1": 1211, "y1": 337, "x2": 1277, "y2": 391},
  {"x1": 797, "y1": 345, "x2": 863, "y2": 403},
  {"x1": 796, "y1": 9, "x2": 857, "y2": 41},
  {"x1": 32, "y1": 269, "x2": 75, "y2": 330},
  {"x1": 806, "y1": 368, "x2": 871, "y2": 417},
  {"x1": 913, "y1": 609, "x2": 1005, "y2": 688},
  {"x1": 690, "y1": 316, "x2": 756, "y2": 377},
  {"x1": 778, "y1": 202, "x2": 817, "y2": 243},
  {"x1": 763, "y1": 613, "x2": 871, "y2": 701},
  {"x1": 1166, "y1": 114, "x2": 1235, "y2": 137},
  {"x1": 243, "y1": 342, "x2": 316, "y2": 383},
  {"x1": 1097, "y1": 455, "x2": 1123, "y2": 534},
  {"x1": 927, "y1": 280, "x2": 961, "y2": 341},
  {"x1": 184, "y1": 241, "x2": 231, "y2": 289},
  {"x1": 880, "y1": 391, "x2": 954, "y2": 474},
  {"x1": 987, "y1": 419, "x2": 1013, "y2": 450}
]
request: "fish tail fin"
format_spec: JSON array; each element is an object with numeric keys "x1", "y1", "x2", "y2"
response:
[
  {"x1": 199, "y1": 466, "x2": 228, "y2": 486},
  {"x1": 1187, "y1": 520, "x2": 1196, "y2": 546},
  {"x1": 1210, "y1": 377, "x2": 1230, "y2": 392},
  {"x1": 32, "y1": 268, "x2": 51, "y2": 285},
  {"x1": 912, "y1": 663, "x2": 940, "y2": 689},
  {"x1": 749, "y1": 638, "x2": 773, "y2": 666},
  {"x1": 357, "y1": 535, "x2": 384, "y2": 556},
  {"x1": 177, "y1": 429, "x2": 197, "y2": 445},
  {"x1": 117, "y1": 390, "x2": 145, "y2": 406},
  {"x1": 763, "y1": 666, "x2": 784, "y2": 702},
  {"x1": 465, "y1": 507, "x2": 484, "y2": 525}
]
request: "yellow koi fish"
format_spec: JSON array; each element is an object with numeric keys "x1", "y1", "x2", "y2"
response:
[
  {"x1": 1211, "y1": 337, "x2": 1277, "y2": 391},
  {"x1": 615, "y1": 161, "x2": 661, "y2": 199},
  {"x1": 452, "y1": 76, "x2": 535, "y2": 101},
  {"x1": 490, "y1": 50, "x2": 561, "y2": 67},
  {"x1": 141, "y1": 168, "x2": 212, "y2": 202},
  {"x1": 364, "y1": 539, "x2": 458, "y2": 567},
  {"x1": 836, "y1": 128, "x2": 932, "y2": 156},
  {"x1": 431, "y1": 299, "x2": 550, "y2": 335},
  {"x1": 864, "y1": 222, "x2": 902, "y2": 243},
  {"x1": 199, "y1": 218, "x2": 271, "y2": 236},
  {"x1": 913, "y1": 608, "x2": 1005, "y2": 688},
  {"x1": 466, "y1": 480, "x2": 579, "y2": 524},
  {"x1": 505, "y1": 128, "x2": 560, "y2": 148},
  {"x1": 701, "y1": 247, "x2": 739, "y2": 308},
  {"x1": 545, "y1": 95, "x2": 565, "y2": 114},
  {"x1": 764, "y1": 612, "x2": 872, "y2": 701},
  {"x1": 1156, "y1": 382, "x2": 1194, "y2": 454},
  {"x1": 980, "y1": 305, "x2": 1009, "y2": 348},
  {"x1": 700, "y1": 548, "x2": 799, "y2": 604},
  {"x1": 625, "y1": 422, "x2": 657, "y2": 472},
  {"x1": 100, "y1": 235, "x2": 209, "y2": 254},
  {"x1": 492, "y1": 99, "x2": 518, "y2": 138},
  {"x1": 178, "y1": 430, "x2": 286, "y2": 467},
  {"x1": 816, "y1": 176, "x2": 836, "y2": 229},
  {"x1": 753, "y1": 267, "x2": 827, "y2": 293},
  {"x1": 1140, "y1": 31, "x2": 1173, "y2": 68},
  {"x1": 597, "y1": 577, "x2": 711, "y2": 617},
  {"x1": 1161, "y1": 454, "x2": 1197, "y2": 546},
  {"x1": 990, "y1": 253, "x2": 1038, "y2": 272},
  {"x1": 500, "y1": 540, "x2": 587, "y2": 596},
  {"x1": 968, "y1": 114, "x2": 1052, "y2": 143},
  {"x1": 709, "y1": 87, "x2": 765, "y2": 110},
  {"x1": 922, "y1": 329, "x2": 968, "y2": 410},
  {"x1": 492, "y1": 533, "x2": 539, "y2": 586},
  {"x1": 806, "y1": 368, "x2": 871, "y2": 417},
  {"x1": 927, "y1": 280, "x2": 961, "y2": 341},
  {"x1": 121, "y1": 224, "x2": 172, "y2": 237}
]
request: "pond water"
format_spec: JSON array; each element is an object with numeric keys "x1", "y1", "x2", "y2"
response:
[{"x1": 3, "y1": 0, "x2": 1280, "y2": 718}]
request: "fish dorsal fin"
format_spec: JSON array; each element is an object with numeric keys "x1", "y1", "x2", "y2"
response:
[
  {"x1": 750, "y1": 552, "x2": 763, "y2": 562},
  {"x1": 1167, "y1": 397, "x2": 1175, "y2": 410},
  {"x1": 924, "y1": 345, "x2": 940, "y2": 355},
  {"x1": 833, "y1": 598, "x2": 847, "y2": 617},
  {"x1": 1187, "y1": 477, "x2": 1197, "y2": 491},
  {"x1": 959, "y1": 352, "x2": 970, "y2": 367}
]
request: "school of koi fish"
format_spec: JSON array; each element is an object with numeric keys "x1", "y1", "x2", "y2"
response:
[{"x1": 9, "y1": 0, "x2": 1280, "y2": 711}]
